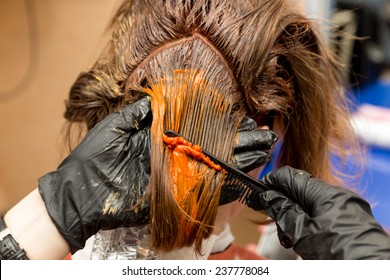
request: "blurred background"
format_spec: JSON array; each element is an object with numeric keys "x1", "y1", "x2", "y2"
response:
[
  {"x1": 0, "y1": 0, "x2": 119, "y2": 214},
  {"x1": 1, "y1": 0, "x2": 390, "y2": 252}
]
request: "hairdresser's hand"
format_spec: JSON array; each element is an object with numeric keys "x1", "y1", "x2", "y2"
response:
[
  {"x1": 38, "y1": 97, "x2": 152, "y2": 253},
  {"x1": 251, "y1": 166, "x2": 390, "y2": 259},
  {"x1": 233, "y1": 117, "x2": 277, "y2": 172}
]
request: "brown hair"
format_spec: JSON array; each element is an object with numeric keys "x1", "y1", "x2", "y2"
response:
[{"x1": 64, "y1": 0, "x2": 363, "y2": 253}]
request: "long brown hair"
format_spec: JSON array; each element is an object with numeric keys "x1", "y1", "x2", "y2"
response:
[{"x1": 63, "y1": 0, "x2": 363, "y2": 254}]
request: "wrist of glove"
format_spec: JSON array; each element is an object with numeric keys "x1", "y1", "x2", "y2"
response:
[
  {"x1": 253, "y1": 166, "x2": 390, "y2": 259},
  {"x1": 38, "y1": 96, "x2": 152, "y2": 253}
]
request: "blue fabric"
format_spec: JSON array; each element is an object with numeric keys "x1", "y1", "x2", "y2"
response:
[{"x1": 353, "y1": 81, "x2": 390, "y2": 229}]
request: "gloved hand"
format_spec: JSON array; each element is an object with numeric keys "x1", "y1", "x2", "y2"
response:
[
  {"x1": 252, "y1": 166, "x2": 390, "y2": 259},
  {"x1": 38, "y1": 96, "x2": 152, "y2": 253},
  {"x1": 232, "y1": 117, "x2": 277, "y2": 173}
]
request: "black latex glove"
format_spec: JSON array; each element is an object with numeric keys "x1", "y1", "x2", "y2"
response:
[
  {"x1": 232, "y1": 117, "x2": 277, "y2": 172},
  {"x1": 38, "y1": 97, "x2": 152, "y2": 253},
  {"x1": 252, "y1": 166, "x2": 390, "y2": 259}
]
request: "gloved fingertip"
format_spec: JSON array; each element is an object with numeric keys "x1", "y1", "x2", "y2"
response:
[
  {"x1": 119, "y1": 97, "x2": 152, "y2": 130},
  {"x1": 276, "y1": 224, "x2": 294, "y2": 249},
  {"x1": 133, "y1": 95, "x2": 152, "y2": 110},
  {"x1": 238, "y1": 117, "x2": 257, "y2": 131},
  {"x1": 258, "y1": 190, "x2": 273, "y2": 206},
  {"x1": 269, "y1": 130, "x2": 278, "y2": 148},
  {"x1": 234, "y1": 150, "x2": 270, "y2": 172},
  {"x1": 263, "y1": 166, "x2": 312, "y2": 198}
]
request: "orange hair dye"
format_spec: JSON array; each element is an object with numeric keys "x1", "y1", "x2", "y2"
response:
[{"x1": 144, "y1": 70, "x2": 242, "y2": 254}]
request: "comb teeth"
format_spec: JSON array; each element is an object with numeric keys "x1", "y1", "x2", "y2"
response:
[
  {"x1": 216, "y1": 156, "x2": 268, "y2": 209},
  {"x1": 164, "y1": 130, "x2": 269, "y2": 210},
  {"x1": 220, "y1": 172, "x2": 269, "y2": 217},
  {"x1": 223, "y1": 173, "x2": 253, "y2": 203}
]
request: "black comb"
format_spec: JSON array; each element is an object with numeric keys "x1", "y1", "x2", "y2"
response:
[{"x1": 164, "y1": 130, "x2": 269, "y2": 208}]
